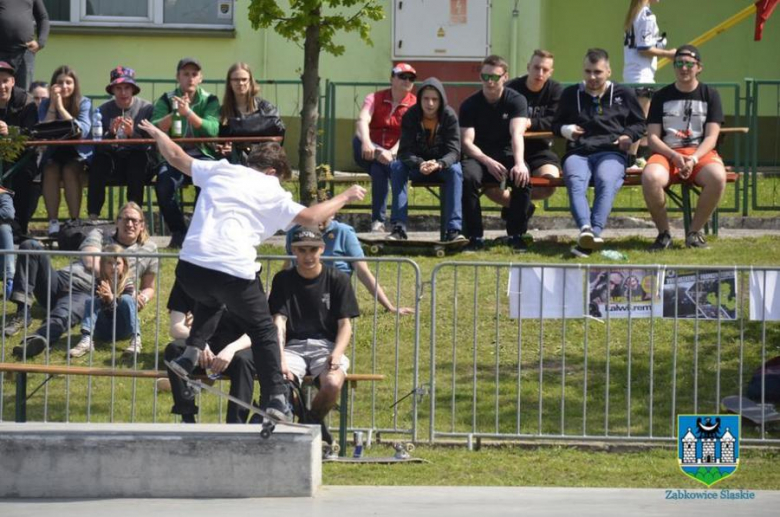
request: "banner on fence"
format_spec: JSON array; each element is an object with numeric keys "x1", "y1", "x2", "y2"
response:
[
  {"x1": 508, "y1": 267, "x2": 584, "y2": 319},
  {"x1": 587, "y1": 268, "x2": 663, "y2": 319},
  {"x1": 749, "y1": 270, "x2": 780, "y2": 321},
  {"x1": 662, "y1": 269, "x2": 738, "y2": 320}
]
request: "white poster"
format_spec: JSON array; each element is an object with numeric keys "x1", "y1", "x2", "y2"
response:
[
  {"x1": 749, "y1": 270, "x2": 780, "y2": 321},
  {"x1": 508, "y1": 267, "x2": 584, "y2": 319},
  {"x1": 587, "y1": 268, "x2": 663, "y2": 319}
]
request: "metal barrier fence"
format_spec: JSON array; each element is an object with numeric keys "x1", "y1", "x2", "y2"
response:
[
  {"x1": 428, "y1": 262, "x2": 780, "y2": 446},
  {"x1": 0, "y1": 248, "x2": 422, "y2": 442},
  {"x1": 746, "y1": 78, "x2": 780, "y2": 212}
]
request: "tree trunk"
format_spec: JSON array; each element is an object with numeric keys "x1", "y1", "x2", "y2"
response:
[{"x1": 299, "y1": 18, "x2": 321, "y2": 207}]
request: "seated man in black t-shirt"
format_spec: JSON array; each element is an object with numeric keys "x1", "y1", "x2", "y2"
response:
[
  {"x1": 459, "y1": 54, "x2": 531, "y2": 252},
  {"x1": 269, "y1": 227, "x2": 360, "y2": 447},
  {"x1": 164, "y1": 280, "x2": 256, "y2": 424}
]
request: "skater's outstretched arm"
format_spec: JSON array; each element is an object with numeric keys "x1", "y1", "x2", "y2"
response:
[
  {"x1": 293, "y1": 185, "x2": 366, "y2": 226},
  {"x1": 139, "y1": 119, "x2": 194, "y2": 176}
]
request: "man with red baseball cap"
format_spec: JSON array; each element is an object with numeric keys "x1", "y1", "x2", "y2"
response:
[{"x1": 354, "y1": 63, "x2": 417, "y2": 233}]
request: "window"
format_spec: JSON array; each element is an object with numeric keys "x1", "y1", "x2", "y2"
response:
[{"x1": 43, "y1": 0, "x2": 235, "y2": 29}]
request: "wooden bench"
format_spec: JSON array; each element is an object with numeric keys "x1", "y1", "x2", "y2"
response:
[{"x1": 0, "y1": 362, "x2": 383, "y2": 457}]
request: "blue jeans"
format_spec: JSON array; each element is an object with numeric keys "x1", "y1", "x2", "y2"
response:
[
  {"x1": 352, "y1": 136, "x2": 392, "y2": 223},
  {"x1": 563, "y1": 152, "x2": 626, "y2": 236},
  {"x1": 390, "y1": 161, "x2": 463, "y2": 231},
  {"x1": 81, "y1": 294, "x2": 139, "y2": 341},
  {"x1": 0, "y1": 193, "x2": 15, "y2": 282}
]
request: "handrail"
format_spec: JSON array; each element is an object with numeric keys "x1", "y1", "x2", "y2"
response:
[{"x1": 22, "y1": 136, "x2": 284, "y2": 147}]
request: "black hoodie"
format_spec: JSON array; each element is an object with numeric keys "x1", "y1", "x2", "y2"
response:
[
  {"x1": 398, "y1": 77, "x2": 461, "y2": 169},
  {"x1": 552, "y1": 81, "x2": 645, "y2": 159},
  {"x1": 0, "y1": 85, "x2": 37, "y2": 137}
]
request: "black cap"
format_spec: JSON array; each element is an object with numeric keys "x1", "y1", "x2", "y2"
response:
[
  {"x1": 291, "y1": 227, "x2": 324, "y2": 247},
  {"x1": 176, "y1": 57, "x2": 202, "y2": 72},
  {"x1": 675, "y1": 45, "x2": 701, "y2": 62}
]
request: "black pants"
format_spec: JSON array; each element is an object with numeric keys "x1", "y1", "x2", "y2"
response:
[
  {"x1": 5, "y1": 153, "x2": 41, "y2": 235},
  {"x1": 88, "y1": 149, "x2": 150, "y2": 216},
  {"x1": 10, "y1": 239, "x2": 91, "y2": 343},
  {"x1": 175, "y1": 260, "x2": 286, "y2": 400},
  {"x1": 461, "y1": 156, "x2": 532, "y2": 238},
  {"x1": 164, "y1": 339, "x2": 256, "y2": 423}
]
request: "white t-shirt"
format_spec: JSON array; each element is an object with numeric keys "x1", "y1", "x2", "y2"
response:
[
  {"x1": 180, "y1": 159, "x2": 304, "y2": 280},
  {"x1": 623, "y1": 6, "x2": 662, "y2": 84}
]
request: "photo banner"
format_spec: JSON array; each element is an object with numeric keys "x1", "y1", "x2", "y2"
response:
[
  {"x1": 587, "y1": 268, "x2": 663, "y2": 319},
  {"x1": 662, "y1": 270, "x2": 738, "y2": 320},
  {"x1": 508, "y1": 267, "x2": 584, "y2": 319},
  {"x1": 749, "y1": 270, "x2": 780, "y2": 321}
]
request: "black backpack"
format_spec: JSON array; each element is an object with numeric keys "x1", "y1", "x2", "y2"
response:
[
  {"x1": 57, "y1": 220, "x2": 116, "y2": 251},
  {"x1": 747, "y1": 356, "x2": 780, "y2": 403}
]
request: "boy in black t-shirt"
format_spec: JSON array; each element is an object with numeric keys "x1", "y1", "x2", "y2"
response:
[
  {"x1": 269, "y1": 227, "x2": 360, "y2": 445},
  {"x1": 459, "y1": 54, "x2": 531, "y2": 252},
  {"x1": 642, "y1": 45, "x2": 726, "y2": 251}
]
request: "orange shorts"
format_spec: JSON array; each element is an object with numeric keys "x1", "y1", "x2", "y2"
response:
[{"x1": 646, "y1": 148, "x2": 723, "y2": 184}]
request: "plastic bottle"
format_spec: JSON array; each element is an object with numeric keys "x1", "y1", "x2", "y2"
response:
[
  {"x1": 92, "y1": 109, "x2": 102, "y2": 141},
  {"x1": 600, "y1": 250, "x2": 628, "y2": 261},
  {"x1": 116, "y1": 115, "x2": 127, "y2": 139},
  {"x1": 171, "y1": 99, "x2": 183, "y2": 138}
]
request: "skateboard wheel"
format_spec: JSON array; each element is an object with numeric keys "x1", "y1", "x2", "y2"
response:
[
  {"x1": 369, "y1": 245, "x2": 380, "y2": 254},
  {"x1": 331, "y1": 443, "x2": 341, "y2": 454},
  {"x1": 406, "y1": 443, "x2": 415, "y2": 452},
  {"x1": 181, "y1": 386, "x2": 196, "y2": 401},
  {"x1": 434, "y1": 249, "x2": 445, "y2": 258},
  {"x1": 260, "y1": 428, "x2": 272, "y2": 439}
]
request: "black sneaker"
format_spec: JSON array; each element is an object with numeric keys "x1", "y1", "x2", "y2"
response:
[
  {"x1": 463, "y1": 237, "x2": 485, "y2": 252},
  {"x1": 166, "y1": 346, "x2": 200, "y2": 379},
  {"x1": 4, "y1": 310, "x2": 32, "y2": 337},
  {"x1": 509, "y1": 235, "x2": 529, "y2": 253},
  {"x1": 570, "y1": 245, "x2": 592, "y2": 258},
  {"x1": 444, "y1": 230, "x2": 467, "y2": 242},
  {"x1": 649, "y1": 231, "x2": 673, "y2": 252},
  {"x1": 685, "y1": 231, "x2": 709, "y2": 249},
  {"x1": 264, "y1": 393, "x2": 293, "y2": 423},
  {"x1": 387, "y1": 226, "x2": 408, "y2": 241},
  {"x1": 12, "y1": 334, "x2": 48, "y2": 360}
]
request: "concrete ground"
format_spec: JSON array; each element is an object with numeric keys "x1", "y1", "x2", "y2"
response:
[{"x1": 2, "y1": 486, "x2": 779, "y2": 516}]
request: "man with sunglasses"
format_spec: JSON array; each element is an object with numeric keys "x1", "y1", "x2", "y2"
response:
[
  {"x1": 642, "y1": 45, "x2": 726, "y2": 251},
  {"x1": 460, "y1": 55, "x2": 531, "y2": 252},
  {"x1": 552, "y1": 48, "x2": 645, "y2": 258},
  {"x1": 354, "y1": 63, "x2": 417, "y2": 233}
]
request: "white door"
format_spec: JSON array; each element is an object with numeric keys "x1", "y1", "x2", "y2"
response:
[{"x1": 393, "y1": 0, "x2": 490, "y2": 61}]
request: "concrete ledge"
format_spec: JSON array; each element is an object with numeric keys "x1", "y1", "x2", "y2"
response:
[{"x1": 0, "y1": 423, "x2": 321, "y2": 498}]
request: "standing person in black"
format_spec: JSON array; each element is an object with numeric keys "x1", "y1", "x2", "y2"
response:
[
  {"x1": 164, "y1": 281, "x2": 256, "y2": 424},
  {"x1": 88, "y1": 66, "x2": 154, "y2": 220},
  {"x1": 459, "y1": 55, "x2": 531, "y2": 252},
  {"x1": 0, "y1": 60, "x2": 38, "y2": 236},
  {"x1": 0, "y1": 0, "x2": 49, "y2": 90}
]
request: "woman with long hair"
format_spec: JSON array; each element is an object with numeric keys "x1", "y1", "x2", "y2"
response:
[
  {"x1": 218, "y1": 62, "x2": 285, "y2": 164},
  {"x1": 39, "y1": 65, "x2": 92, "y2": 235},
  {"x1": 623, "y1": 0, "x2": 676, "y2": 164}
]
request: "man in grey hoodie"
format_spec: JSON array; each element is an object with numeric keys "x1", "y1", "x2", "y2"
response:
[{"x1": 388, "y1": 77, "x2": 464, "y2": 241}]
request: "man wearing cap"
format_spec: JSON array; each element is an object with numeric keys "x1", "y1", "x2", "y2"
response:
[
  {"x1": 151, "y1": 58, "x2": 219, "y2": 248},
  {"x1": 0, "y1": 0, "x2": 49, "y2": 90},
  {"x1": 642, "y1": 45, "x2": 726, "y2": 251},
  {"x1": 0, "y1": 60, "x2": 38, "y2": 238},
  {"x1": 269, "y1": 226, "x2": 360, "y2": 448},
  {"x1": 354, "y1": 63, "x2": 417, "y2": 233},
  {"x1": 87, "y1": 66, "x2": 154, "y2": 220}
]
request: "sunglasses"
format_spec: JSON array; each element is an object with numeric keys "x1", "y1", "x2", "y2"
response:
[
  {"x1": 396, "y1": 73, "x2": 415, "y2": 81},
  {"x1": 674, "y1": 60, "x2": 698, "y2": 70},
  {"x1": 480, "y1": 73, "x2": 504, "y2": 83}
]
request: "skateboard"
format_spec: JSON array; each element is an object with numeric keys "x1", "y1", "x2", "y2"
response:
[
  {"x1": 164, "y1": 360, "x2": 307, "y2": 439},
  {"x1": 721, "y1": 395, "x2": 780, "y2": 425},
  {"x1": 323, "y1": 442, "x2": 428, "y2": 464},
  {"x1": 359, "y1": 237, "x2": 468, "y2": 258}
]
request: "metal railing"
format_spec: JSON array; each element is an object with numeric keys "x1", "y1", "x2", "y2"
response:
[{"x1": 745, "y1": 78, "x2": 780, "y2": 212}]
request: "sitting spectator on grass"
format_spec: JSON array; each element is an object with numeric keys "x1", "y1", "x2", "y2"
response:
[
  {"x1": 151, "y1": 57, "x2": 219, "y2": 249},
  {"x1": 87, "y1": 66, "x2": 153, "y2": 220},
  {"x1": 285, "y1": 205, "x2": 414, "y2": 316},
  {"x1": 388, "y1": 77, "x2": 464, "y2": 242},
  {"x1": 217, "y1": 62, "x2": 285, "y2": 165},
  {"x1": 270, "y1": 227, "x2": 361, "y2": 447},
  {"x1": 552, "y1": 48, "x2": 645, "y2": 258},
  {"x1": 354, "y1": 63, "x2": 417, "y2": 233},
  {"x1": 69, "y1": 245, "x2": 140, "y2": 358},
  {"x1": 39, "y1": 65, "x2": 92, "y2": 236},
  {"x1": 164, "y1": 280, "x2": 256, "y2": 424},
  {"x1": 5, "y1": 202, "x2": 158, "y2": 358},
  {"x1": 641, "y1": 45, "x2": 726, "y2": 251},
  {"x1": 460, "y1": 54, "x2": 531, "y2": 252}
]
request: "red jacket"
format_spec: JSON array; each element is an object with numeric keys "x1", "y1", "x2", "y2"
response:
[{"x1": 369, "y1": 88, "x2": 416, "y2": 149}]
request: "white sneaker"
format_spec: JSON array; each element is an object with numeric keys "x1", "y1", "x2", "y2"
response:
[
  {"x1": 577, "y1": 226, "x2": 595, "y2": 249},
  {"x1": 48, "y1": 220, "x2": 60, "y2": 236},
  {"x1": 69, "y1": 334, "x2": 94, "y2": 358},
  {"x1": 124, "y1": 335, "x2": 142, "y2": 354},
  {"x1": 370, "y1": 220, "x2": 385, "y2": 233}
]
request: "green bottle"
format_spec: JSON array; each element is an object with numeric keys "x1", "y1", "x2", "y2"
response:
[{"x1": 171, "y1": 99, "x2": 183, "y2": 138}]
